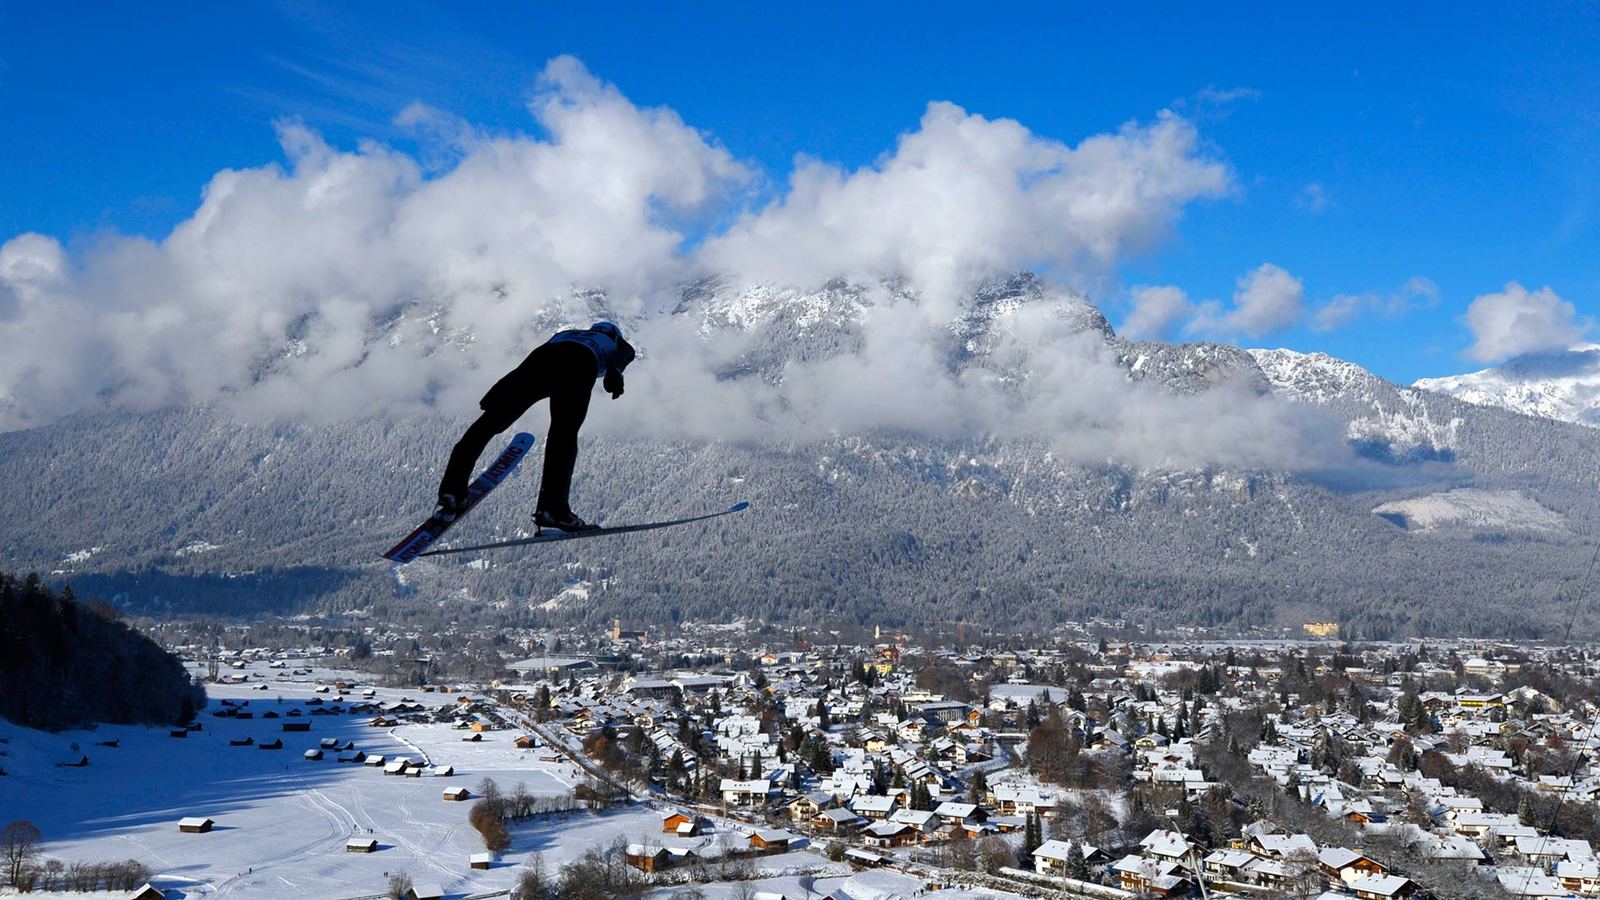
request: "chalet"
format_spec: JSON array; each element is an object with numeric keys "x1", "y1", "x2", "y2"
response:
[
  {"x1": 1034, "y1": 840, "x2": 1101, "y2": 877},
  {"x1": 1556, "y1": 859, "x2": 1600, "y2": 895},
  {"x1": 229, "y1": 737, "x2": 254, "y2": 747},
  {"x1": 1248, "y1": 832, "x2": 1316, "y2": 859},
  {"x1": 624, "y1": 844, "x2": 669, "y2": 873},
  {"x1": 257, "y1": 738, "x2": 283, "y2": 750},
  {"x1": 1320, "y1": 848, "x2": 1388, "y2": 884},
  {"x1": 469, "y1": 852, "x2": 493, "y2": 870},
  {"x1": 784, "y1": 792, "x2": 833, "y2": 821},
  {"x1": 514, "y1": 735, "x2": 538, "y2": 749},
  {"x1": 283, "y1": 721, "x2": 310, "y2": 732},
  {"x1": 304, "y1": 749, "x2": 323, "y2": 760},
  {"x1": 1349, "y1": 874, "x2": 1417, "y2": 899},
  {"x1": 814, "y1": 807, "x2": 867, "y2": 832},
  {"x1": 384, "y1": 760, "x2": 411, "y2": 776},
  {"x1": 720, "y1": 778, "x2": 771, "y2": 806},
  {"x1": 462, "y1": 733, "x2": 483, "y2": 743},
  {"x1": 443, "y1": 786, "x2": 471, "y2": 802},
  {"x1": 127, "y1": 883, "x2": 164, "y2": 900},
  {"x1": 177, "y1": 817, "x2": 214, "y2": 834},
  {"x1": 850, "y1": 793, "x2": 902, "y2": 820},
  {"x1": 1141, "y1": 829, "x2": 1197, "y2": 864},
  {"x1": 889, "y1": 808, "x2": 940, "y2": 835},
  {"x1": 405, "y1": 884, "x2": 444, "y2": 900},
  {"x1": 750, "y1": 829, "x2": 795, "y2": 853},
  {"x1": 933, "y1": 801, "x2": 985, "y2": 828},
  {"x1": 990, "y1": 785, "x2": 1058, "y2": 817},
  {"x1": 661, "y1": 809, "x2": 698, "y2": 835},
  {"x1": 1111, "y1": 855, "x2": 1190, "y2": 897},
  {"x1": 346, "y1": 837, "x2": 378, "y2": 853},
  {"x1": 863, "y1": 821, "x2": 917, "y2": 848},
  {"x1": 1202, "y1": 849, "x2": 1258, "y2": 882}
]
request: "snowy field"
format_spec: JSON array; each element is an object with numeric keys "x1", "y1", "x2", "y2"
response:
[{"x1": 0, "y1": 662, "x2": 819, "y2": 899}]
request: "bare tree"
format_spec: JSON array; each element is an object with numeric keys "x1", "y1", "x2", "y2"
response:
[
  {"x1": 387, "y1": 871, "x2": 413, "y2": 900},
  {"x1": 2, "y1": 820, "x2": 41, "y2": 888}
]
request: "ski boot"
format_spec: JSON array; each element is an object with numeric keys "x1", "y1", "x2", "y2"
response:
[{"x1": 534, "y1": 508, "x2": 600, "y2": 534}]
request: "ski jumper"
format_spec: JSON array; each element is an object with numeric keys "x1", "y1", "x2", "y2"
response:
[{"x1": 439, "y1": 323, "x2": 635, "y2": 516}]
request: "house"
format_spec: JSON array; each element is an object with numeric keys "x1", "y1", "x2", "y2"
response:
[
  {"x1": 127, "y1": 883, "x2": 165, "y2": 900},
  {"x1": 814, "y1": 807, "x2": 867, "y2": 832},
  {"x1": 862, "y1": 821, "x2": 917, "y2": 848},
  {"x1": 1349, "y1": 874, "x2": 1416, "y2": 899},
  {"x1": 1034, "y1": 839, "x2": 1099, "y2": 877},
  {"x1": 443, "y1": 786, "x2": 471, "y2": 802},
  {"x1": 1556, "y1": 859, "x2": 1600, "y2": 895},
  {"x1": 661, "y1": 809, "x2": 698, "y2": 835},
  {"x1": 283, "y1": 721, "x2": 310, "y2": 732},
  {"x1": 932, "y1": 801, "x2": 985, "y2": 828},
  {"x1": 469, "y1": 852, "x2": 493, "y2": 870},
  {"x1": 850, "y1": 793, "x2": 902, "y2": 820},
  {"x1": 514, "y1": 735, "x2": 538, "y2": 749},
  {"x1": 1111, "y1": 855, "x2": 1190, "y2": 897},
  {"x1": 346, "y1": 837, "x2": 378, "y2": 853},
  {"x1": 624, "y1": 844, "x2": 669, "y2": 873},
  {"x1": 784, "y1": 792, "x2": 833, "y2": 821},
  {"x1": 1248, "y1": 832, "x2": 1317, "y2": 859},
  {"x1": 177, "y1": 817, "x2": 214, "y2": 834},
  {"x1": 304, "y1": 749, "x2": 323, "y2": 760},
  {"x1": 405, "y1": 884, "x2": 444, "y2": 900},
  {"x1": 1202, "y1": 848, "x2": 1258, "y2": 882},
  {"x1": 720, "y1": 778, "x2": 771, "y2": 806},
  {"x1": 1141, "y1": 829, "x2": 1197, "y2": 863},
  {"x1": 889, "y1": 808, "x2": 940, "y2": 835},
  {"x1": 750, "y1": 828, "x2": 795, "y2": 852},
  {"x1": 1320, "y1": 847, "x2": 1388, "y2": 884}
]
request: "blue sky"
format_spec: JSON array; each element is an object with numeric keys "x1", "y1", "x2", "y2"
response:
[{"x1": 2, "y1": 1, "x2": 1597, "y2": 384}]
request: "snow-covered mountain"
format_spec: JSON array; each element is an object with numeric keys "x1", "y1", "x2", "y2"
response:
[
  {"x1": 1413, "y1": 344, "x2": 1600, "y2": 427},
  {"x1": 4, "y1": 275, "x2": 1600, "y2": 639}
]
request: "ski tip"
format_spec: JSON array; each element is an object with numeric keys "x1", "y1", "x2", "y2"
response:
[{"x1": 730, "y1": 501, "x2": 750, "y2": 513}]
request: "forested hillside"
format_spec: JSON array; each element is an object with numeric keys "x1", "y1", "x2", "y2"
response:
[
  {"x1": 2, "y1": 277, "x2": 1599, "y2": 639},
  {"x1": 0, "y1": 572, "x2": 204, "y2": 730}
]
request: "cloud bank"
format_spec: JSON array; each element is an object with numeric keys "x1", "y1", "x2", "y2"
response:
[
  {"x1": 1464, "y1": 282, "x2": 1590, "y2": 362},
  {"x1": 0, "y1": 56, "x2": 1346, "y2": 471}
]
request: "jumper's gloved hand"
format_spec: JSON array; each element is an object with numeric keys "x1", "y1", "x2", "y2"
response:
[{"x1": 604, "y1": 369, "x2": 625, "y2": 399}]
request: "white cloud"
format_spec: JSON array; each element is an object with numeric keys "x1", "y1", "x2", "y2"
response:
[
  {"x1": 1188, "y1": 263, "x2": 1305, "y2": 338},
  {"x1": 1122, "y1": 284, "x2": 1193, "y2": 339},
  {"x1": 1297, "y1": 182, "x2": 1329, "y2": 213},
  {"x1": 699, "y1": 104, "x2": 1231, "y2": 317},
  {"x1": 0, "y1": 57, "x2": 1343, "y2": 472},
  {"x1": 1312, "y1": 276, "x2": 1438, "y2": 332},
  {"x1": 1464, "y1": 282, "x2": 1589, "y2": 362}
]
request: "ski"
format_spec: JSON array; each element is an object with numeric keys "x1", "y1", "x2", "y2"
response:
[
  {"x1": 417, "y1": 502, "x2": 750, "y2": 558},
  {"x1": 382, "y1": 433, "x2": 536, "y2": 564}
]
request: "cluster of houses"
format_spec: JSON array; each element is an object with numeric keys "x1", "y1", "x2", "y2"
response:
[{"x1": 484, "y1": 632, "x2": 1600, "y2": 898}]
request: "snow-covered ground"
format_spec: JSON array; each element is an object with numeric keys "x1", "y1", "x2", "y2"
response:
[
  {"x1": 0, "y1": 663, "x2": 821, "y2": 899},
  {"x1": 1371, "y1": 488, "x2": 1565, "y2": 533}
]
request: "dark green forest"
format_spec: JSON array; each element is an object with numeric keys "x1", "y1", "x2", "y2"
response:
[{"x1": 0, "y1": 571, "x2": 204, "y2": 730}]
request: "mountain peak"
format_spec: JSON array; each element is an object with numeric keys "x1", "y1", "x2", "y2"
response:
[{"x1": 1414, "y1": 344, "x2": 1600, "y2": 427}]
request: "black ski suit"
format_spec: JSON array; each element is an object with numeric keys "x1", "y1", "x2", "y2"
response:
[{"x1": 439, "y1": 324, "x2": 634, "y2": 516}]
